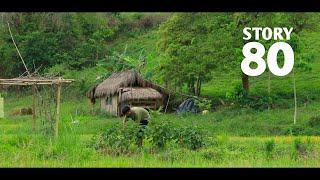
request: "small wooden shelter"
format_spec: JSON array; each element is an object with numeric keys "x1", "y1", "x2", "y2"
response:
[
  {"x1": 86, "y1": 70, "x2": 168, "y2": 116},
  {"x1": 0, "y1": 77, "x2": 74, "y2": 138}
]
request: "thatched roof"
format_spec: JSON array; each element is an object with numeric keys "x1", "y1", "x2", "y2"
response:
[
  {"x1": 120, "y1": 87, "x2": 163, "y2": 102},
  {"x1": 88, "y1": 70, "x2": 167, "y2": 99}
]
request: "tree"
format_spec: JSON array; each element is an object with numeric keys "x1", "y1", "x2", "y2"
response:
[
  {"x1": 232, "y1": 12, "x2": 318, "y2": 93},
  {"x1": 0, "y1": 13, "x2": 119, "y2": 77},
  {"x1": 157, "y1": 13, "x2": 235, "y2": 96}
]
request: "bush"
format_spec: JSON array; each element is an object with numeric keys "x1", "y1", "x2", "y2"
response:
[
  {"x1": 233, "y1": 84, "x2": 248, "y2": 105},
  {"x1": 265, "y1": 139, "x2": 276, "y2": 159},
  {"x1": 201, "y1": 148, "x2": 225, "y2": 162},
  {"x1": 291, "y1": 138, "x2": 314, "y2": 160},
  {"x1": 176, "y1": 125, "x2": 206, "y2": 150},
  {"x1": 285, "y1": 124, "x2": 320, "y2": 136},
  {"x1": 92, "y1": 118, "x2": 208, "y2": 156},
  {"x1": 308, "y1": 116, "x2": 320, "y2": 127},
  {"x1": 92, "y1": 122, "x2": 140, "y2": 155},
  {"x1": 231, "y1": 84, "x2": 274, "y2": 110},
  {"x1": 194, "y1": 98, "x2": 212, "y2": 112},
  {"x1": 294, "y1": 139, "x2": 306, "y2": 154},
  {"x1": 145, "y1": 120, "x2": 176, "y2": 149},
  {"x1": 145, "y1": 120, "x2": 207, "y2": 150}
]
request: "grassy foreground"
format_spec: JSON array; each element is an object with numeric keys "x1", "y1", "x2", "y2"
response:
[{"x1": 1, "y1": 95, "x2": 320, "y2": 167}]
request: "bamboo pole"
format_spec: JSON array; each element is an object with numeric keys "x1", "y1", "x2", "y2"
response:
[
  {"x1": 32, "y1": 84, "x2": 36, "y2": 131},
  {"x1": 55, "y1": 78, "x2": 62, "y2": 139},
  {"x1": 0, "y1": 79, "x2": 74, "y2": 83},
  {"x1": 7, "y1": 22, "x2": 31, "y2": 77}
]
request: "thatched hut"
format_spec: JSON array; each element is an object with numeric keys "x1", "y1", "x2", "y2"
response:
[{"x1": 86, "y1": 70, "x2": 168, "y2": 116}]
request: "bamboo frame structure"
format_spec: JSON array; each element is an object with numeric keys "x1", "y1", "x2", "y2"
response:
[
  {"x1": 0, "y1": 77, "x2": 74, "y2": 139},
  {"x1": 0, "y1": 78, "x2": 74, "y2": 85}
]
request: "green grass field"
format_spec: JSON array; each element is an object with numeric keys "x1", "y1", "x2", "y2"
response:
[{"x1": 1, "y1": 94, "x2": 320, "y2": 167}]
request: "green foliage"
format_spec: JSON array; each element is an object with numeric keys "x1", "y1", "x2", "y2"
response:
[
  {"x1": 0, "y1": 13, "x2": 116, "y2": 77},
  {"x1": 176, "y1": 125, "x2": 206, "y2": 150},
  {"x1": 157, "y1": 13, "x2": 235, "y2": 96},
  {"x1": 232, "y1": 84, "x2": 249, "y2": 104},
  {"x1": 194, "y1": 98, "x2": 212, "y2": 112},
  {"x1": 201, "y1": 148, "x2": 225, "y2": 162},
  {"x1": 0, "y1": 12, "x2": 169, "y2": 79},
  {"x1": 308, "y1": 116, "x2": 320, "y2": 127},
  {"x1": 91, "y1": 117, "x2": 207, "y2": 153},
  {"x1": 4, "y1": 96, "x2": 320, "y2": 167},
  {"x1": 229, "y1": 84, "x2": 276, "y2": 110},
  {"x1": 291, "y1": 138, "x2": 314, "y2": 160},
  {"x1": 93, "y1": 122, "x2": 140, "y2": 155},
  {"x1": 146, "y1": 120, "x2": 206, "y2": 150},
  {"x1": 149, "y1": 106, "x2": 163, "y2": 118},
  {"x1": 285, "y1": 123, "x2": 320, "y2": 136},
  {"x1": 265, "y1": 139, "x2": 276, "y2": 159},
  {"x1": 145, "y1": 120, "x2": 175, "y2": 149}
]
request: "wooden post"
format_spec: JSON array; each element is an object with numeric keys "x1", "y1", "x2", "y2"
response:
[
  {"x1": 118, "y1": 88, "x2": 123, "y2": 116},
  {"x1": 32, "y1": 84, "x2": 36, "y2": 131},
  {"x1": 55, "y1": 78, "x2": 62, "y2": 139}
]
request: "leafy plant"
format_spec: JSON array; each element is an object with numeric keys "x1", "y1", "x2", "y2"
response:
[
  {"x1": 94, "y1": 122, "x2": 140, "y2": 155},
  {"x1": 176, "y1": 125, "x2": 206, "y2": 150},
  {"x1": 265, "y1": 139, "x2": 276, "y2": 159},
  {"x1": 145, "y1": 120, "x2": 175, "y2": 149},
  {"x1": 194, "y1": 98, "x2": 212, "y2": 112},
  {"x1": 149, "y1": 106, "x2": 164, "y2": 118},
  {"x1": 292, "y1": 138, "x2": 314, "y2": 160},
  {"x1": 308, "y1": 116, "x2": 320, "y2": 127}
]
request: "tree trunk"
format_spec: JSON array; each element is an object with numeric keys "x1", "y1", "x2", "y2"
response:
[
  {"x1": 195, "y1": 76, "x2": 201, "y2": 97},
  {"x1": 242, "y1": 72, "x2": 249, "y2": 93},
  {"x1": 293, "y1": 68, "x2": 297, "y2": 124},
  {"x1": 188, "y1": 79, "x2": 195, "y2": 95},
  {"x1": 268, "y1": 70, "x2": 271, "y2": 110}
]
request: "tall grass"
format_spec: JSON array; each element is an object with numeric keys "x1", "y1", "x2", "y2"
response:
[{"x1": 1, "y1": 95, "x2": 320, "y2": 167}]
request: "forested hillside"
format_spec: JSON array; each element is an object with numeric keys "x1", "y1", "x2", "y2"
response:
[{"x1": 1, "y1": 12, "x2": 320, "y2": 105}]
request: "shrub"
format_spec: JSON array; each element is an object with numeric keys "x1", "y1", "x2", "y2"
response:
[
  {"x1": 194, "y1": 98, "x2": 212, "y2": 112},
  {"x1": 149, "y1": 106, "x2": 163, "y2": 118},
  {"x1": 292, "y1": 138, "x2": 314, "y2": 160},
  {"x1": 92, "y1": 122, "x2": 140, "y2": 155},
  {"x1": 285, "y1": 124, "x2": 320, "y2": 136},
  {"x1": 265, "y1": 139, "x2": 276, "y2": 159},
  {"x1": 308, "y1": 116, "x2": 320, "y2": 127},
  {"x1": 231, "y1": 84, "x2": 276, "y2": 110},
  {"x1": 92, "y1": 118, "x2": 208, "y2": 155},
  {"x1": 146, "y1": 120, "x2": 207, "y2": 150},
  {"x1": 175, "y1": 125, "x2": 206, "y2": 150},
  {"x1": 201, "y1": 148, "x2": 225, "y2": 162},
  {"x1": 145, "y1": 120, "x2": 175, "y2": 149},
  {"x1": 233, "y1": 84, "x2": 248, "y2": 104}
]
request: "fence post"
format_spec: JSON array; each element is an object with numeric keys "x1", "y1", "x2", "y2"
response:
[
  {"x1": 55, "y1": 78, "x2": 62, "y2": 139},
  {"x1": 32, "y1": 84, "x2": 37, "y2": 131}
]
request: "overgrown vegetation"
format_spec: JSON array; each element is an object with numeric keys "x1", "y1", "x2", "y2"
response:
[
  {"x1": 2, "y1": 12, "x2": 320, "y2": 167},
  {"x1": 2, "y1": 95, "x2": 320, "y2": 167}
]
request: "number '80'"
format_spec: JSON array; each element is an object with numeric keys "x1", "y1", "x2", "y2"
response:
[{"x1": 241, "y1": 42, "x2": 294, "y2": 77}]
